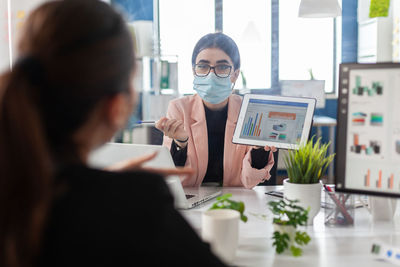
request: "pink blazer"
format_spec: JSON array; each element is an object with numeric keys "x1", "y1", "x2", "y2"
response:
[{"x1": 163, "y1": 94, "x2": 274, "y2": 189}]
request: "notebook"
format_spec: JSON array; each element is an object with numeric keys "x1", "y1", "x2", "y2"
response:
[{"x1": 88, "y1": 143, "x2": 222, "y2": 209}]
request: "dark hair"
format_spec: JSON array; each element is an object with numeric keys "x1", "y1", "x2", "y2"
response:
[
  {"x1": 0, "y1": 1, "x2": 135, "y2": 266},
  {"x1": 191, "y1": 32, "x2": 240, "y2": 70}
]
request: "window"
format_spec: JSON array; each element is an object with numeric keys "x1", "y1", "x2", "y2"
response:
[
  {"x1": 159, "y1": 1, "x2": 341, "y2": 95},
  {"x1": 279, "y1": 0, "x2": 341, "y2": 94},
  {"x1": 334, "y1": 16, "x2": 342, "y2": 96},
  {"x1": 223, "y1": 0, "x2": 271, "y2": 89},
  {"x1": 159, "y1": 0, "x2": 214, "y2": 95}
]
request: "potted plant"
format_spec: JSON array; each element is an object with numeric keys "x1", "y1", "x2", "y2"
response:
[
  {"x1": 283, "y1": 136, "x2": 335, "y2": 225},
  {"x1": 269, "y1": 199, "x2": 311, "y2": 256}
]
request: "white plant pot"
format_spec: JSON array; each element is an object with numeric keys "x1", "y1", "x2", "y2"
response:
[{"x1": 283, "y1": 178, "x2": 322, "y2": 225}]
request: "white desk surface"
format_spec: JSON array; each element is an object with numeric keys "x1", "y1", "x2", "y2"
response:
[{"x1": 180, "y1": 186, "x2": 400, "y2": 267}]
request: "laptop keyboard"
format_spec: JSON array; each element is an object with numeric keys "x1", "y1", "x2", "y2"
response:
[{"x1": 185, "y1": 194, "x2": 195, "y2": 199}]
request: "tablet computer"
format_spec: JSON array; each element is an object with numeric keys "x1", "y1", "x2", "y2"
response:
[{"x1": 232, "y1": 94, "x2": 316, "y2": 150}]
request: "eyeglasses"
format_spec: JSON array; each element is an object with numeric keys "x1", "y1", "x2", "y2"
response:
[{"x1": 194, "y1": 63, "x2": 233, "y2": 78}]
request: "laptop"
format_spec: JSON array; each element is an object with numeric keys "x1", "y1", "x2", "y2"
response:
[{"x1": 88, "y1": 143, "x2": 222, "y2": 209}]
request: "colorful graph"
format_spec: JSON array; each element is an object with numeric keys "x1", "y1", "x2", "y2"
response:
[
  {"x1": 364, "y1": 169, "x2": 370, "y2": 187},
  {"x1": 350, "y1": 134, "x2": 381, "y2": 155},
  {"x1": 370, "y1": 113, "x2": 383, "y2": 126},
  {"x1": 351, "y1": 112, "x2": 383, "y2": 126},
  {"x1": 352, "y1": 76, "x2": 383, "y2": 96},
  {"x1": 272, "y1": 123, "x2": 287, "y2": 131},
  {"x1": 364, "y1": 169, "x2": 396, "y2": 190},
  {"x1": 376, "y1": 170, "x2": 382, "y2": 188},
  {"x1": 352, "y1": 112, "x2": 367, "y2": 126},
  {"x1": 269, "y1": 132, "x2": 278, "y2": 139},
  {"x1": 242, "y1": 113, "x2": 263, "y2": 137},
  {"x1": 388, "y1": 174, "x2": 394, "y2": 189}
]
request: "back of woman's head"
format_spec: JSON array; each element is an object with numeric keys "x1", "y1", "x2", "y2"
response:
[
  {"x1": 0, "y1": 1, "x2": 135, "y2": 266},
  {"x1": 192, "y1": 32, "x2": 240, "y2": 70}
]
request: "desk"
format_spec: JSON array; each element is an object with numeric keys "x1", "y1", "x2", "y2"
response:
[
  {"x1": 313, "y1": 116, "x2": 337, "y2": 183},
  {"x1": 181, "y1": 186, "x2": 400, "y2": 267}
]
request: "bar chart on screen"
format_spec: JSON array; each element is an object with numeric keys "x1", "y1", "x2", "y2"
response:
[
  {"x1": 363, "y1": 168, "x2": 397, "y2": 190},
  {"x1": 376, "y1": 170, "x2": 382, "y2": 189},
  {"x1": 235, "y1": 96, "x2": 313, "y2": 147},
  {"x1": 336, "y1": 64, "x2": 400, "y2": 197},
  {"x1": 242, "y1": 112, "x2": 263, "y2": 137},
  {"x1": 388, "y1": 174, "x2": 394, "y2": 189},
  {"x1": 240, "y1": 110, "x2": 297, "y2": 142}
]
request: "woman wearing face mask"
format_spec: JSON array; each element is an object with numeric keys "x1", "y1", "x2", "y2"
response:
[{"x1": 156, "y1": 33, "x2": 276, "y2": 189}]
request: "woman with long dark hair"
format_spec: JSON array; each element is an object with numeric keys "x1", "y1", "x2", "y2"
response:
[{"x1": 0, "y1": 1, "x2": 226, "y2": 266}]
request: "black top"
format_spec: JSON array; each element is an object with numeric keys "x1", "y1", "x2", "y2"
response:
[
  {"x1": 171, "y1": 104, "x2": 270, "y2": 185},
  {"x1": 37, "y1": 165, "x2": 226, "y2": 267},
  {"x1": 170, "y1": 104, "x2": 227, "y2": 185},
  {"x1": 202, "y1": 104, "x2": 228, "y2": 184}
]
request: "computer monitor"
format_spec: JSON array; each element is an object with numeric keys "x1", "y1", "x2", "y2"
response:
[
  {"x1": 335, "y1": 63, "x2": 400, "y2": 197},
  {"x1": 280, "y1": 80, "x2": 326, "y2": 109}
]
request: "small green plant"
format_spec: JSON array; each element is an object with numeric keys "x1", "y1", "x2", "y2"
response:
[
  {"x1": 209, "y1": 193, "x2": 248, "y2": 222},
  {"x1": 284, "y1": 136, "x2": 335, "y2": 184},
  {"x1": 308, "y1": 68, "x2": 315, "y2": 80},
  {"x1": 269, "y1": 199, "x2": 311, "y2": 257},
  {"x1": 240, "y1": 70, "x2": 247, "y2": 88}
]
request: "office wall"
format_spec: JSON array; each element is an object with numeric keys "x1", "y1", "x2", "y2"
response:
[
  {"x1": 342, "y1": 0, "x2": 358, "y2": 63},
  {"x1": 0, "y1": 0, "x2": 48, "y2": 71},
  {"x1": 0, "y1": 1, "x2": 9, "y2": 72},
  {"x1": 314, "y1": 0, "x2": 358, "y2": 144},
  {"x1": 111, "y1": 0, "x2": 153, "y2": 21}
]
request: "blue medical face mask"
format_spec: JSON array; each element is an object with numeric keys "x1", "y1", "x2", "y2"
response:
[{"x1": 193, "y1": 72, "x2": 233, "y2": 104}]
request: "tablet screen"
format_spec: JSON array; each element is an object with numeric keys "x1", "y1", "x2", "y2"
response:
[{"x1": 233, "y1": 94, "x2": 316, "y2": 149}]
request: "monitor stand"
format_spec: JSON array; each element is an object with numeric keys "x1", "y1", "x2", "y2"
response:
[{"x1": 367, "y1": 196, "x2": 397, "y2": 222}]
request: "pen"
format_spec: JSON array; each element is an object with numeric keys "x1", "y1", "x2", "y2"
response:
[
  {"x1": 135, "y1": 120, "x2": 156, "y2": 126},
  {"x1": 323, "y1": 184, "x2": 354, "y2": 224},
  {"x1": 265, "y1": 191, "x2": 284, "y2": 198}
]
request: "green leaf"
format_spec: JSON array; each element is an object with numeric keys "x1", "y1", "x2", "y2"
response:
[
  {"x1": 272, "y1": 231, "x2": 290, "y2": 254},
  {"x1": 290, "y1": 245, "x2": 302, "y2": 257},
  {"x1": 216, "y1": 193, "x2": 232, "y2": 201},
  {"x1": 209, "y1": 193, "x2": 248, "y2": 223},
  {"x1": 269, "y1": 199, "x2": 311, "y2": 256},
  {"x1": 295, "y1": 231, "x2": 311, "y2": 245}
]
